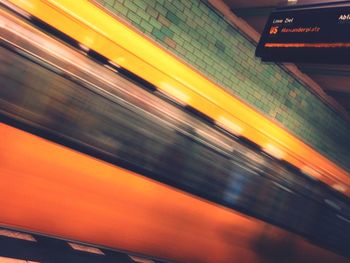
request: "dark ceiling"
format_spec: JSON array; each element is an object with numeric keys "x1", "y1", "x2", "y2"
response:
[{"x1": 223, "y1": 0, "x2": 350, "y2": 118}]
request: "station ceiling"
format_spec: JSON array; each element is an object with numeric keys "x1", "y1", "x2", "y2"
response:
[{"x1": 224, "y1": 0, "x2": 350, "y2": 118}]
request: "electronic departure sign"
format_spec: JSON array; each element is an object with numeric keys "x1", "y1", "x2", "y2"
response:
[{"x1": 256, "y1": 1, "x2": 350, "y2": 64}]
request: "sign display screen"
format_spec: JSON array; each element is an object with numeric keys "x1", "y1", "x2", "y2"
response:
[{"x1": 256, "y1": 1, "x2": 350, "y2": 63}]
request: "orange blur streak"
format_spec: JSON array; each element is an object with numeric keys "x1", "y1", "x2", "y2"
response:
[
  {"x1": 1, "y1": 123, "x2": 349, "y2": 263},
  {"x1": 0, "y1": 123, "x2": 261, "y2": 262},
  {"x1": 0, "y1": 124, "x2": 349, "y2": 263},
  {"x1": 5, "y1": 0, "x2": 350, "y2": 194}
]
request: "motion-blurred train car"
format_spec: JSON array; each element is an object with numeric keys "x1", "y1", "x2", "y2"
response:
[{"x1": 0, "y1": 1, "x2": 350, "y2": 262}]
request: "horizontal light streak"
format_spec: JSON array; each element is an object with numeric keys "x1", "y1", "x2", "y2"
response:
[
  {"x1": 68, "y1": 242, "x2": 105, "y2": 255},
  {"x1": 129, "y1": 256, "x2": 155, "y2": 263},
  {"x1": 0, "y1": 229, "x2": 36, "y2": 242},
  {"x1": 0, "y1": 256, "x2": 39, "y2": 263}
]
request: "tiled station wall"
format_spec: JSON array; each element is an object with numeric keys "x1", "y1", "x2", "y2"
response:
[{"x1": 97, "y1": 0, "x2": 350, "y2": 171}]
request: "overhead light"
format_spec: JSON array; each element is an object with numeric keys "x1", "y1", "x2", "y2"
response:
[
  {"x1": 114, "y1": 56, "x2": 126, "y2": 65},
  {"x1": 159, "y1": 82, "x2": 190, "y2": 106},
  {"x1": 263, "y1": 143, "x2": 284, "y2": 159},
  {"x1": 216, "y1": 116, "x2": 243, "y2": 136},
  {"x1": 82, "y1": 36, "x2": 94, "y2": 47},
  {"x1": 332, "y1": 183, "x2": 347, "y2": 193},
  {"x1": 301, "y1": 165, "x2": 320, "y2": 179}
]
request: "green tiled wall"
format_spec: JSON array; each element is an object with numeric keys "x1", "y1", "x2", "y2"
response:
[{"x1": 97, "y1": 0, "x2": 350, "y2": 171}]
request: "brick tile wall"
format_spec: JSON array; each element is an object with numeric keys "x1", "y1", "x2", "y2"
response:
[{"x1": 97, "y1": 0, "x2": 350, "y2": 171}]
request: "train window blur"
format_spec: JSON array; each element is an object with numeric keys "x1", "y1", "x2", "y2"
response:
[{"x1": 1, "y1": 11, "x2": 350, "y2": 259}]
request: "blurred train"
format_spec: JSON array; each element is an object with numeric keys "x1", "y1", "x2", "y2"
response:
[{"x1": 1, "y1": 1, "x2": 350, "y2": 262}]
